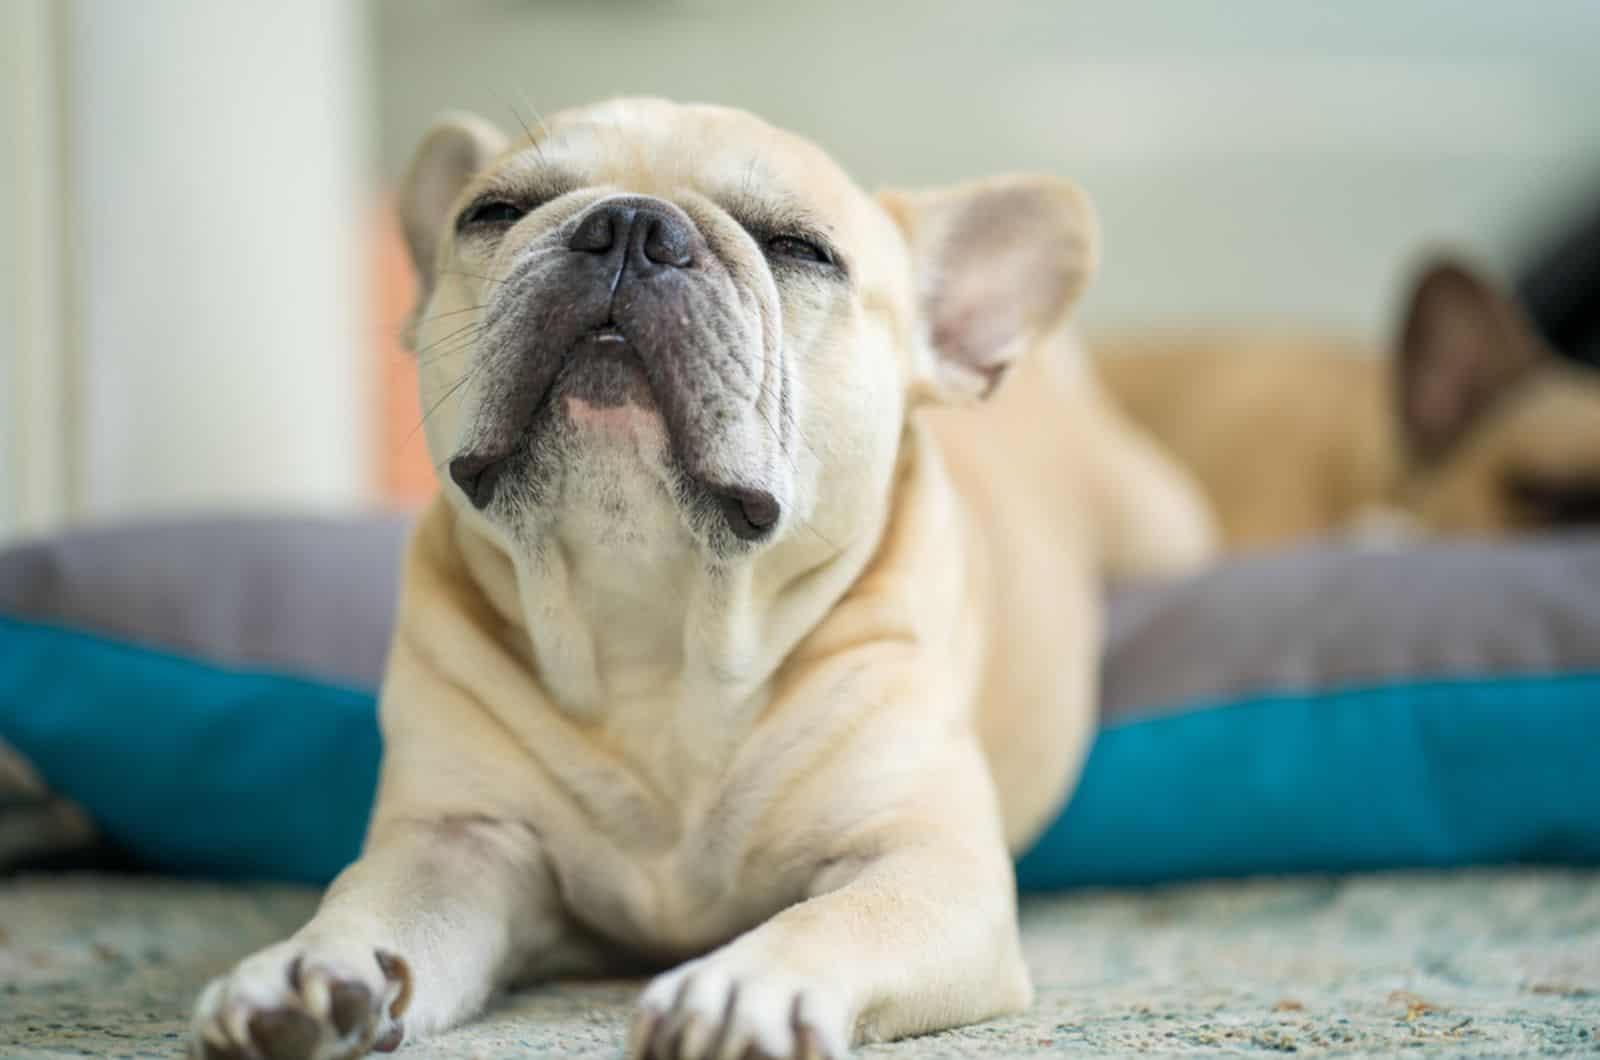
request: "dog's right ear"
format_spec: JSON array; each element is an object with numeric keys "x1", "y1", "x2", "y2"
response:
[
  {"x1": 399, "y1": 112, "x2": 507, "y2": 298},
  {"x1": 879, "y1": 176, "x2": 1098, "y2": 405},
  {"x1": 1396, "y1": 258, "x2": 1546, "y2": 462}
]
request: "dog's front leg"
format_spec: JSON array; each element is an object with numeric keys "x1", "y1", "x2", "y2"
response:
[
  {"x1": 629, "y1": 753, "x2": 1030, "y2": 1060},
  {"x1": 192, "y1": 815, "x2": 558, "y2": 1060}
]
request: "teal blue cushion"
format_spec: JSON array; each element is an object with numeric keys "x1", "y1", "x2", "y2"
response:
[
  {"x1": 0, "y1": 614, "x2": 378, "y2": 882},
  {"x1": 1014, "y1": 672, "x2": 1600, "y2": 889},
  {"x1": 3, "y1": 611, "x2": 1598, "y2": 885}
]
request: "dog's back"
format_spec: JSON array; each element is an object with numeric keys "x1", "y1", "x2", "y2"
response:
[{"x1": 1095, "y1": 334, "x2": 1400, "y2": 550}]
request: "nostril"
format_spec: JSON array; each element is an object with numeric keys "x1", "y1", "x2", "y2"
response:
[
  {"x1": 568, "y1": 209, "x2": 618, "y2": 254},
  {"x1": 642, "y1": 217, "x2": 693, "y2": 268},
  {"x1": 448, "y1": 452, "x2": 509, "y2": 510}
]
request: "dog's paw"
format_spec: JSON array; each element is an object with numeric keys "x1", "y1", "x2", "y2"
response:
[
  {"x1": 190, "y1": 938, "x2": 410, "y2": 1060},
  {"x1": 627, "y1": 952, "x2": 850, "y2": 1060}
]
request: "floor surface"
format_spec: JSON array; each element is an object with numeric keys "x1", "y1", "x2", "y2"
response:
[{"x1": 3, "y1": 870, "x2": 1598, "y2": 1057}]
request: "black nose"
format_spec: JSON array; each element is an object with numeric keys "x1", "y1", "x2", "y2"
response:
[{"x1": 567, "y1": 198, "x2": 696, "y2": 269}]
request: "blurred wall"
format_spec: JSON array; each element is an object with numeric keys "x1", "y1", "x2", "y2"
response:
[
  {"x1": 8, "y1": 1, "x2": 1597, "y2": 539},
  {"x1": 0, "y1": 0, "x2": 388, "y2": 544},
  {"x1": 68, "y1": 0, "x2": 373, "y2": 525},
  {"x1": 373, "y1": 0, "x2": 1600, "y2": 341}
]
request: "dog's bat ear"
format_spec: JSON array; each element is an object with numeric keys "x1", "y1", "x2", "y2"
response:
[
  {"x1": 1397, "y1": 257, "x2": 1546, "y2": 462},
  {"x1": 399, "y1": 112, "x2": 508, "y2": 297},
  {"x1": 878, "y1": 176, "x2": 1098, "y2": 404}
]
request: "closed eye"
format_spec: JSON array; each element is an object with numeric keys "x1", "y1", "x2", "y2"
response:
[
  {"x1": 719, "y1": 192, "x2": 848, "y2": 275},
  {"x1": 766, "y1": 234, "x2": 834, "y2": 266},
  {"x1": 457, "y1": 198, "x2": 529, "y2": 232}
]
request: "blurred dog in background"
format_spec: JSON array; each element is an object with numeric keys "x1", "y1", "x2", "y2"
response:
[{"x1": 1098, "y1": 259, "x2": 1600, "y2": 551}]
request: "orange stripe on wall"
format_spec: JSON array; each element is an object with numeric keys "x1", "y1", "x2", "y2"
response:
[{"x1": 373, "y1": 203, "x2": 437, "y2": 505}]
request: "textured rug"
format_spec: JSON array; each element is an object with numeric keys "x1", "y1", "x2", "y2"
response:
[{"x1": 3, "y1": 869, "x2": 1598, "y2": 1058}]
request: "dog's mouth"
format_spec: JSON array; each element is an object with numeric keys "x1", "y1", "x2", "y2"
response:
[
  {"x1": 446, "y1": 327, "x2": 782, "y2": 542},
  {"x1": 557, "y1": 325, "x2": 659, "y2": 413}
]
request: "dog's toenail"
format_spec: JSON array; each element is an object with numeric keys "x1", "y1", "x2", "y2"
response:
[
  {"x1": 375, "y1": 950, "x2": 413, "y2": 1016},
  {"x1": 375, "y1": 949, "x2": 406, "y2": 985},
  {"x1": 248, "y1": 1008, "x2": 319, "y2": 1060},
  {"x1": 374, "y1": 1024, "x2": 405, "y2": 1052},
  {"x1": 328, "y1": 980, "x2": 372, "y2": 1037}
]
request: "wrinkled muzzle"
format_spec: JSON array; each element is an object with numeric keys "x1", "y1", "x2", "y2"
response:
[{"x1": 448, "y1": 193, "x2": 792, "y2": 543}]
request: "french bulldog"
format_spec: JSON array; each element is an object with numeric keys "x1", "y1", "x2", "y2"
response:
[
  {"x1": 1097, "y1": 260, "x2": 1600, "y2": 551},
  {"x1": 190, "y1": 97, "x2": 1213, "y2": 1060}
]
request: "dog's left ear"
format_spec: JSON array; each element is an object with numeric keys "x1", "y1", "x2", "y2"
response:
[
  {"x1": 879, "y1": 176, "x2": 1098, "y2": 403},
  {"x1": 1397, "y1": 258, "x2": 1546, "y2": 461},
  {"x1": 399, "y1": 112, "x2": 508, "y2": 299}
]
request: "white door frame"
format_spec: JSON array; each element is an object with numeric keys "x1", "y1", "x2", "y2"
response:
[
  {"x1": 0, "y1": 0, "x2": 73, "y2": 540},
  {"x1": 1, "y1": 1, "x2": 371, "y2": 541}
]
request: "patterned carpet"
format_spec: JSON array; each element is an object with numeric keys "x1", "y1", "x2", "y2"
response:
[{"x1": 3, "y1": 869, "x2": 1597, "y2": 1058}]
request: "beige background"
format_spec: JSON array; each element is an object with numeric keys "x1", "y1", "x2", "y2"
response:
[
  {"x1": 374, "y1": 0, "x2": 1600, "y2": 335},
  {"x1": 4, "y1": 1, "x2": 1599, "y2": 539}
]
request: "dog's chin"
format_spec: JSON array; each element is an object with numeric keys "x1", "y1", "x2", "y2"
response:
[
  {"x1": 561, "y1": 396, "x2": 664, "y2": 440},
  {"x1": 555, "y1": 334, "x2": 660, "y2": 416}
]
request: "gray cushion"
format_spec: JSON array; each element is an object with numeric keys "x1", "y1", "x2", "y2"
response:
[{"x1": 1103, "y1": 533, "x2": 1600, "y2": 721}]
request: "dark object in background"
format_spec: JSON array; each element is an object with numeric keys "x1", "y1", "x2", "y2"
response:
[
  {"x1": 1, "y1": 739, "x2": 136, "y2": 875},
  {"x1": 1518, "y1": 192, "x2": 1600, "y2": 370}
]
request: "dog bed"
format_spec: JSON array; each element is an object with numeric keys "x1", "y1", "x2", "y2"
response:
[{"x1": 1, "y1": 515, "x2": 1597, "y2": 885}]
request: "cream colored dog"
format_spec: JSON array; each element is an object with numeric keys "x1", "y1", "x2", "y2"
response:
[
  {"x1": 1099, "y1": 260, "x2": 1600, "y2": 551},
  {"x1": 190, "y1": 98, "x2": 1213, "y2": 1060}
]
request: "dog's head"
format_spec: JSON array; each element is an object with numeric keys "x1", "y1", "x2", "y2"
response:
[
  {"x1": 1393, "y1": 259, "x2": 1600, "y2": 535},
  {"x1": 398, "y1": 98, "x2": 1094, "y2": 567}
]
